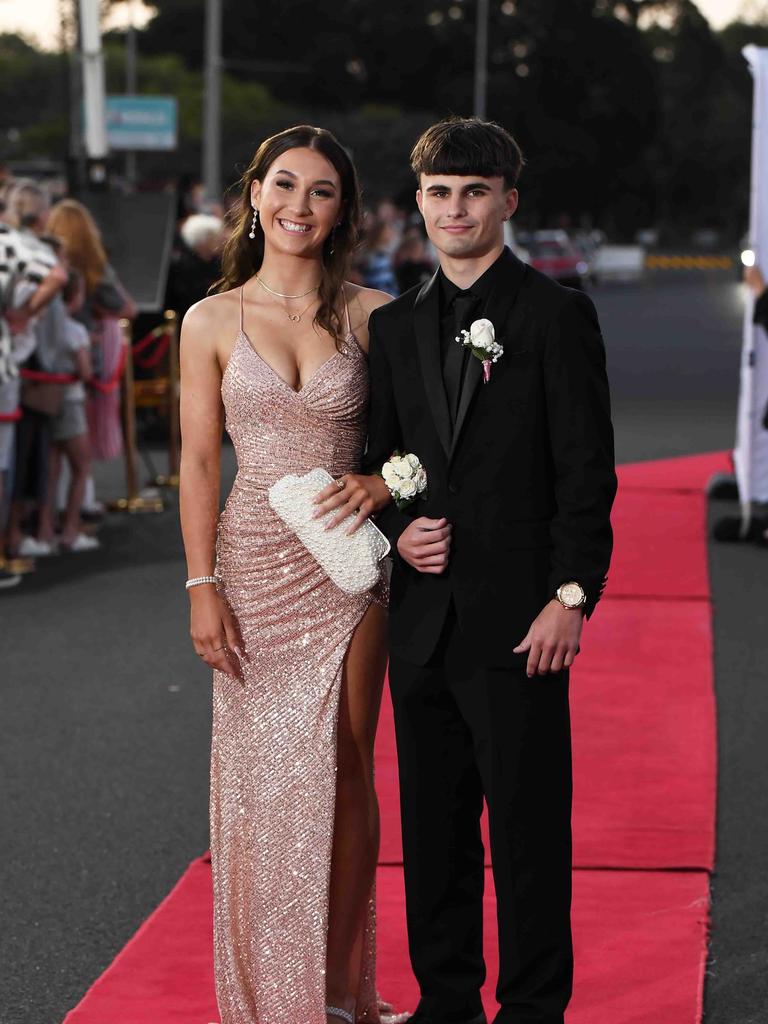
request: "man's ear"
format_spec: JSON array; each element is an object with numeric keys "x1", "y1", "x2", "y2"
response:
[
  {"x1": 504, "y1": 188, "x2": 519, "y2": 221},
  {"x1": 415, "y1": 189, "x2": 424, "y2": 217}
]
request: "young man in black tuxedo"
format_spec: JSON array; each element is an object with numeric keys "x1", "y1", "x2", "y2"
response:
[{"x1": 363, "y1": 119, "x2": 617, "y2": 1024}]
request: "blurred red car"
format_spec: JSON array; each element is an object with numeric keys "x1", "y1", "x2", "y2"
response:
[{"x1": 525, "y1": 230, "x2": 590, "y2": 288}]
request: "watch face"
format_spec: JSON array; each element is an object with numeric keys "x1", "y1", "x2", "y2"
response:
[{"x1": 560, "y1": 582, "x2": 585, "y2": 608}]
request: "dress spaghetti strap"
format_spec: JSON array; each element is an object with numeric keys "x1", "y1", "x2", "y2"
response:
[
  {"x1": 239, "y1": 285, "x2": 245, "y2": 334},
  {"x1": 342, "y1": 284, "x2": 352, "y2": 338}
]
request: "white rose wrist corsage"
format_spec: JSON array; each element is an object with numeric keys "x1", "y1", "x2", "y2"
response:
[
  {"x1": 381, "y1": 452, "x2": 427, "y2": 510},
  {"x1": 456, "y1": 317, "x2": 503, "y2": 383}
]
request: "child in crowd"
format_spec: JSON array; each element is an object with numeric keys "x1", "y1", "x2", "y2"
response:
[{"x1": 37, "y1": 269, "x2": 98, "y2": 552}]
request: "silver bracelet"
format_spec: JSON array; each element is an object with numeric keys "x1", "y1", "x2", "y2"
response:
[{"x1": 185, "y1": 575, "x2": 219, "y2": 590}]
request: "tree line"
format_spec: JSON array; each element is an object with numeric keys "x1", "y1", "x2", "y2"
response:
[{"x1": 2, "y1": 0, "x2": 768, "y2": 241}]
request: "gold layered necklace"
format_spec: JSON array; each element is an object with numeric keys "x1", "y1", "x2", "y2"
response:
[{"x1": 256, "y1": 275, "x2": 320, "y2": 323}]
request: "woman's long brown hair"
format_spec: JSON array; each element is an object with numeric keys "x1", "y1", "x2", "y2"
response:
[{"x1": 215, "y1": 125, "x2": 362, "y2": 346}]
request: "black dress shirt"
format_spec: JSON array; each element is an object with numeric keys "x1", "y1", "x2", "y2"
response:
[{"x1": 438, "y1": 250, "x2": 508, "y2": 426}]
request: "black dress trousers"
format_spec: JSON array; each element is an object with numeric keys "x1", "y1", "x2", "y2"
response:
[{"x1": 388, "y1": 604, "x2": 573, "y2": 1024}]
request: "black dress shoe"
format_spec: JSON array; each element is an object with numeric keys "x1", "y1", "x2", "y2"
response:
[{"x1": 408, "y1": 1011, "x2": 487, "y2": 1024}]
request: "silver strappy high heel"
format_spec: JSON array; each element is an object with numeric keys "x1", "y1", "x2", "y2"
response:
[{"x1": 326, "y1": 1006, "x2": 354, "y2": 1024}]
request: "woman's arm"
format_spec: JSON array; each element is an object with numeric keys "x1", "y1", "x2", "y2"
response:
[
  {"x1": 179, "y1": 299, "x2": 244, "y2": 680},
  {"x1": 74, "y1": 345, "x2": 92, "y2": 383},
  {"x1": 26, "y1": 262, "x2": 68, "y2": 316}
]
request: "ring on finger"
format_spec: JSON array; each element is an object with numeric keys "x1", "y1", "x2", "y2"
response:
[
  {"x1": 335, "y1": 477, "x2": 345, "y2": 490},
  {"x1": 213, "y1": 644, "x2": 229, "y2": 652}
]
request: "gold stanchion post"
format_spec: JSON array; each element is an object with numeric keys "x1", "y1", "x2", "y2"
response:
[
  {"x1": 151, "y1": 309, "x2": 181, "y2": 489},
  {"x1": 109, "y1": 317, "x2": 164, "y2": 513},
  {"x1": 167, "y1": 308, "x2": 181, "y2": 485}
]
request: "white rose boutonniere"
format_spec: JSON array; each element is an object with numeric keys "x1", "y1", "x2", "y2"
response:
[
  {"x1": 456, "y1": 317, "x2": 504, "y2": 383},
  {"x1": 380, "y1": 451, "x2": 427, "y2": 510}
]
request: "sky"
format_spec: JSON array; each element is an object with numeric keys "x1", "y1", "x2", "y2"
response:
[
  {"x1": 0, "y1": 0, "x2": 154, "y2": 49},
  {"x1": 0, "y1": 0, "x2": 762, "y2": 51}
]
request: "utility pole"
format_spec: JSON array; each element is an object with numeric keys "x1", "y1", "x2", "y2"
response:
[
  {"x1": 125, "y1": 3, "x2": 138, "y2": 185},
  {"x1": 78, "y1": 0, "x2": 108, "y2": 187},
  {"x1": 68, "y1": 0, "x2": 86, "y2": 190},
  {"x1": 473, "y1": 0, "x2": 489, "y2": 119},
  {"x1": 202, "y1": 0, "x2": 222, "y2": 204}
]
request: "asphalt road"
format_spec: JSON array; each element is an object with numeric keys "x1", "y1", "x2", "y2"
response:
[{"x1": 1, "y1": 270, "x2": 763, "y2": 1024}]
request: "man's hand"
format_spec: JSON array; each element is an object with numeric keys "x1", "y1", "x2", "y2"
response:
[
  {"x1": 396, "y1": 517, "x2": 451, "y2": 574},
  {"x1": 513, "y1": 599, "x2": 584, "y2": 678}
]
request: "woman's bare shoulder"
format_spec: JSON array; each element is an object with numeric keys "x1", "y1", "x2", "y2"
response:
[
  {"x1": 345, "y1": 282, "x2": 394, "y2": 316},
  {"x1": 344, "y1": 284, "x2": 394, "y2": 352},
  {"x1": 181, "y1": 289, "x2": 238, "y2": 349}
]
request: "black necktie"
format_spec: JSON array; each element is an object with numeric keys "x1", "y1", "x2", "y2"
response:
[{"x1": 444, "y1": 291, "x2": 478, "y2": 427}]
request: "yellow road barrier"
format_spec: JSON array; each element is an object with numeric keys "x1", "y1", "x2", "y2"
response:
[{"x1": 646, "y1": 254, "x2": 734, "y2": 270}]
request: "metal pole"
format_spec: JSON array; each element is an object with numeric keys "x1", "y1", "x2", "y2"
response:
[
  {"x1": 110, "y1": 319, "x2": 164, "y2": 513},
  {"x1": 165, "y1": 308, "x2": 180, "y2": 485},
  {"x1": 202, "y1": 0, "x2": 222, "y2": 204},
  {"x1": 473, "y1": 0, "x2": 489, "y2": 119},
  {"x1": 125, "y1": 7, "x2": 137, "y2": 185},
  {"x1": 119, "y1": 318, "x2": 139, "y2": 505},
  {"x1": 78, "y1": 0, "x2": 108, "y2": 161},
  {"x1": 69, "y1": 0, "x2": 87, "y2": 189}
]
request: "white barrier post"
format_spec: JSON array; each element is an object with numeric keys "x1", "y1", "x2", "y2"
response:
[{"x1": 734, "y1": 46, "x2": 768, "y2": 530}]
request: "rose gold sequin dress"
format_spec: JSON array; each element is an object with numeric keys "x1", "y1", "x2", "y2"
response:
[{"x1": 210, "y1": 288, "x2": 385, "y2": 1024}]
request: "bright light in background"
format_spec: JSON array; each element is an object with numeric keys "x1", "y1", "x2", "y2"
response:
[
  {"x1": 697, "y1": 0, "x2": 768, "y2": 27},
  {"x1": 0, "y1": 0, "x2": 156, "y2": 50},
  {"x1": 0, "y1": 0, "x2": 760, "y2": 51},
  {"x1": 742, "y1": 249, "x2": 757, "y2": 267}
]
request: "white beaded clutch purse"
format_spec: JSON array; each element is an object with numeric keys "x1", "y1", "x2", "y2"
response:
[{"x1": 268, "y1": 468, "x2": 391, "y2": 595}]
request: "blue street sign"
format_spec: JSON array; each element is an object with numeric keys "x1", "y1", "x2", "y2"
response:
[{"x1": 106, "y1": 96, "x2": 177, "y2": 151}]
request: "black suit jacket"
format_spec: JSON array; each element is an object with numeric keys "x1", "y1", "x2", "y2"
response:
[{"x1": 363, "y1": 248, "x2": 617, "y2": 668}]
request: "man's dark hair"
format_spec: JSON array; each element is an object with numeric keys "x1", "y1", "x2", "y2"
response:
[{"x1": 410, "y1": 117, "x2": 524, "y2": 189}]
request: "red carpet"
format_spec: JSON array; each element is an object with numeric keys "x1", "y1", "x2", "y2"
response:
[
  {"x1": 608, "y1": 489, "x2": 710, "y2": 599},
  {"x1": 571, "y1": 599, "x2": 715, "y2": 870},
  {"x1": 617, "y1": 450, "x2": 731, "y2": 492},
  {"x1": 63, "y1": 452, "x2": 720, "y2": 1024},
  {"x1": 64, "y1": 856, "x2": 709, "y2": 1024}
]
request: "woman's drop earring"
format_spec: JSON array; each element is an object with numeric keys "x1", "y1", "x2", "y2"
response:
[
  {"x1": 249, "y1": 208, "x2": 259, "y2": 239},
  {"x1": 329, "y1": 224, "x2": 337, "y2": 255}
]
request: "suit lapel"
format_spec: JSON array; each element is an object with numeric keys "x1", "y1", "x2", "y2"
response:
[
  {"x1": 450, "y1": 251, "x2": 527, "y2": 462},
  {"x1": 414, "y1": 271, "x2": 452, "y2": 458}
]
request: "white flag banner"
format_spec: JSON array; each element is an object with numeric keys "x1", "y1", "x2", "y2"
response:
[{"x1": 735, "y1": 46, "x2": 768, "y2": 516}]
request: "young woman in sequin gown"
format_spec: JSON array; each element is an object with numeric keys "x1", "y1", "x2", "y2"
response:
[{"x1": 179, "y1": 127, "x2": 406, "y2": 1024}]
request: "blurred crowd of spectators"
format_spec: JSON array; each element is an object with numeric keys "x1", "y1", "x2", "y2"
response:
[
  {"x1": 350, "y1": 199, "x2": 436, "y2": 296},
  {"x1": 0, "y1": 165, "x2": 247, "y2": 592},
  {"x1": 0, "y1": 176, "x2": 138, "y2": 590}
]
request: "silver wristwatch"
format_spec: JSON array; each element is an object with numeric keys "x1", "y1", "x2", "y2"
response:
[{"x1": 556, "y1": 581, "x2": 586, "y2": 610}]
